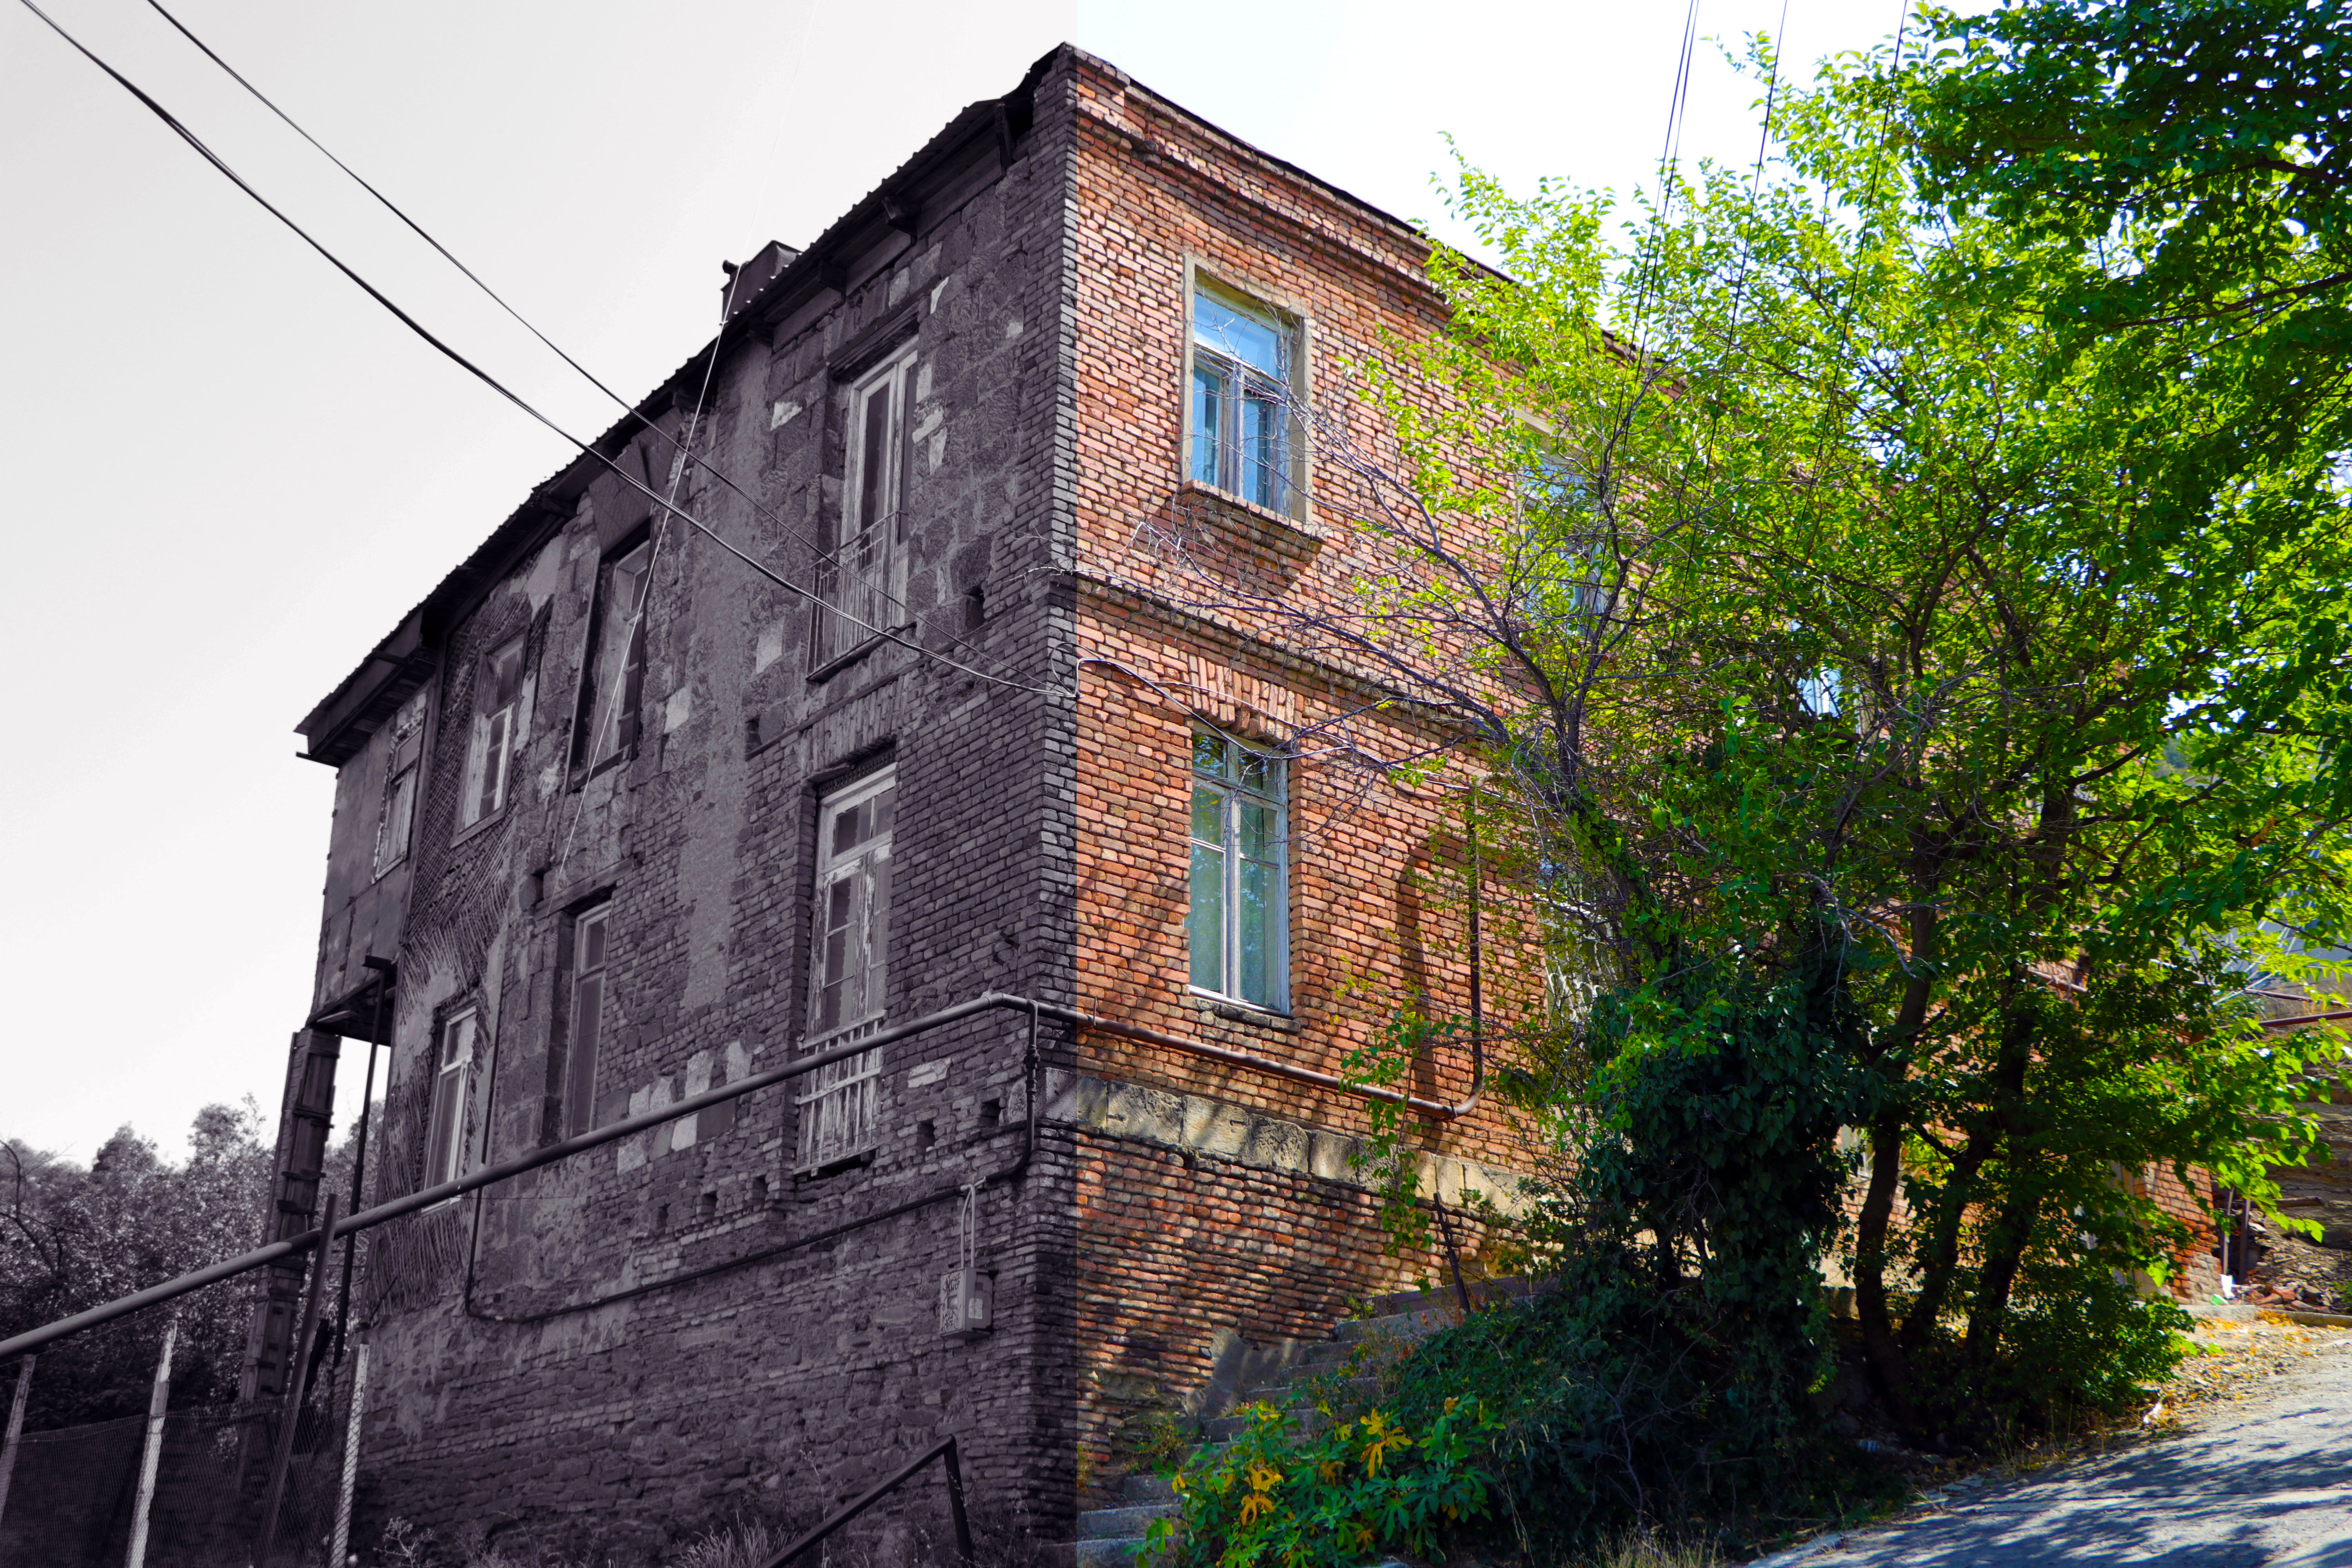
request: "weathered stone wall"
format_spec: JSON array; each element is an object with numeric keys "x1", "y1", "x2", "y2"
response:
[
  {"x1": 335, "y1": 53, "x2": 1089, "y2": 1555},
  {"x1": 301, "y1": 43, "x2": 1546, "y2": 1555}
]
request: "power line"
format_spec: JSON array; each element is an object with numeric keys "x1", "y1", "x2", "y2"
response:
[
  {"x1": 15, "y1": 0, "x2": 1054, "y2": 698},
  {"x1": 138, "y1": 0, "x2": 1031, "y2": 692}
]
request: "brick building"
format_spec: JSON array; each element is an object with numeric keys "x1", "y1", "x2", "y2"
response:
[{"x1": 270, "y1": 45, "x2": 1522, "y2": 1554}]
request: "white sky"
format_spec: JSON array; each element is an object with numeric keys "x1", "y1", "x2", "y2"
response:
[{"x1": 0, "y1": 0, "x2": 1914, "y2": 1164}]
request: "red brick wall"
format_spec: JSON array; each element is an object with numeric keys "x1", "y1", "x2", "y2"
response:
[{"x1": 1063, "y1": 54, "x2": 1533, "y2": 1493}]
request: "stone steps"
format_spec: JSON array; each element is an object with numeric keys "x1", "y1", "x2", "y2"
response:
[{"x1": 1065, "y1": 1286, "x2": 1517, "y2": 1564}]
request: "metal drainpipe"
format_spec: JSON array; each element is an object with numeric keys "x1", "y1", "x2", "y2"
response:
[
  {"x1": 329, "y1": 958, "x2": 393, "y2": 1368},
  {"x1": 1, "y1": 985, "x2": 1483, "y2": 1361},
  {"x1": 462, "y1": 997, "x2": 1045, "y2": 1324}
]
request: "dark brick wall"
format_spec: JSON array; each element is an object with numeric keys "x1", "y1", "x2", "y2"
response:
[
  {"x1": 300, "y1": 44, "x2": 1534, "y2": 1558},
  {"x1": 330, "y1": 53, "x2": 1089, "y2": 1554}
]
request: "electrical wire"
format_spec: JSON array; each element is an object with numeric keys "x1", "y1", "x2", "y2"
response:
[
  {"x1": 15, "y1": 0, "x2": 1055, "y2": 698},
  {"x1": 544, "y1": 271, "x2": 742, "y2": 891},
  {"x1": 138, "y1": 0, "x2": 1031, "y2": 693}
]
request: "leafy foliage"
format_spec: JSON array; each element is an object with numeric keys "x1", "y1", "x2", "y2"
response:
[
  {"x1": 1905, "y1": 0, "x2": 2352, "y2": 459},
  {"x1": 1150, "y1": 1397, "x2": 1498, "y2": 1568},
  {"x1": 0, "y1": 1100, "x2": 362, "y2": 1429},
  {"x1": 1310, "y1": 0, "x2": 2352, "y2": 1464}
]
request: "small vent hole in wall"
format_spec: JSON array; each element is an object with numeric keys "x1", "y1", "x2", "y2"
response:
[
  {"x1": 917, "y1": 1119, "x2": 936, "y2": 1151},
  {"x1": 980, "y1": 1099, "x2": 1002, "y2": 1133},
  {"x1": 655, "y1": 1204, "x2": 670, "y2": 1234},
  {"x1": 699, "y1": 1191, "x2": 717, "y2": 1223},
  {"x1": 751, "y1": 1175, "x2": 769, "y2": 1208},
  {"x1": 964, "y1": 584, "x2": 985, "y2": 630}
]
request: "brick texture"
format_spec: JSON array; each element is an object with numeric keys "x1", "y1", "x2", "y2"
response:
[{"x1": 290, "y1": 46, "x2": 1532, "y2": 1557}]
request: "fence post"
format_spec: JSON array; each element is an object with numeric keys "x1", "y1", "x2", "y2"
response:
[
  {"x1": 254, "y1": 1192, "x2": 337, "y2": 1568},
  {"x1": 0, "y1": 1354, "x2": 31, "y2": 1532},
  {"x1": 125, "y1": 1318, "x2": 178, "y2": 1568},
  {"x1": 327, "y1": 1328, "x2": 369, "y2": 1568}
]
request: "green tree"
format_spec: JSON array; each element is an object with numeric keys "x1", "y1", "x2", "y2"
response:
[
  {"x1": 1, "y1": 1101, "x2": 298, "y2": 1428},
  {"x1": 1902, "y1": 0, "x2": 2352, "y2": 468},
  {"x1": 1229, "y1": 29, "x2": 2352, "y2": 1460}
]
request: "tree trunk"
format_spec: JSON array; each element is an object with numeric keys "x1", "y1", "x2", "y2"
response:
[
  {"x1": 1898, "y1": 1124, "x2": 1996, "y2": 1355},
  {"x1": 1964, "y1": 1000, "x2": 2043, "y2": 1370},
  {"x1": 1853, "y1": 1105, "x2": 1921, "y2": 1430},
  {"x1": 1963, "y1": 1163, "x2": 2042, "y2": 1369}
]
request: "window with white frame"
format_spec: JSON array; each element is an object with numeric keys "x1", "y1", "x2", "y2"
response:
[
  {"x1": 1188, "y1": 731, "x2": 1288, "y2": 1010},
  {"x1": 1189, "y1": 281, "x2": 1298, "y2": 514},
  {"x1": 562, "y1": 903, "x2": 612, "y2": 1137},
  {"x1": 573, "y1": 539, "x2": 652, "y2": 773},
  {"x1": 459, "y1": 636, "x2": 526, "y2": 828},
  {"x1": 813, "y1": 347, "x2": 916, "y2": 665},
  {"x1": 423, "y1": 1007, "x2": 479, "y2": 1190},
  {"x1": 371, "y1": 688, "x2": 429, "y2": 879},
  {"x1": 799, "y1": 767, "x2": 895, "y2": 1169},
  {"x1": 1517, "y1": 438, "x2": 1612, "y2": 624}
]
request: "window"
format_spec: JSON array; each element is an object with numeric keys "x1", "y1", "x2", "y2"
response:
[
  {"x1": 573, "y1": 539, "x2": 652, "y2": 772},
  {"x1": 563, "y1": 903, "x2": 612, "y2": 1136},
  {"x1": 423, "y1": 1008, "x2": 479, "y2": 1189},
  {"x1": 1517, "y1": 448, "x2": 1612, "y2": 624},
  {"x1": 813, "y1": 347, "x2": 916, "y2": 666},
  {"x1": 459, "y1": 636, "x2": 526, "y2": 829},
  {"x1": 371, "y1": 688, "x2": 429, "y2": 879},
  {"x1": 1189, "y1": 281, "x2": 1297, "y2": 513},
  {"x1": 799, "y1": 767, "x2": 895, "y2": 1169},
  {"x1": 1188, "y1": 731, "x2": 1288, "y2": 1010}
]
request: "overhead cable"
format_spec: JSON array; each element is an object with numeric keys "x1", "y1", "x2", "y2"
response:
[
  {"x1": 16, "y1": 0, "x2": 1053, "y2": 697},
  {"x1": 139, "y1": 0, "x2": 1027, "y2": 690}
]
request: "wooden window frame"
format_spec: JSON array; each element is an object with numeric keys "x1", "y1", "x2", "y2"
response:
[
  {"x1": 459, "y1": 636, "x2": 528, "y2": 832},
  {"x1": 1185, "y1": 272, "x2": 1305, "y2": 518},
  {"x1": 371, "y1": 687, "x2": 431, "y2": 880},
  {"x1": 797, "y1": 765, "x2": 897, "y2": 1172},
  {"x1": 1186, "y1": 728, "x2": 1290, "y2": 1013},
  {"x1": 423, "y1": 1005, "x2": 480, "y2": 1198},
  {"x1": 811, "y1": 345, "x2": 918, "y2": 670},
  {"x1": 571, "y1": 534, "x2": 654, "y2": 780},
  {"x1": 559, "y1": 900, "x2": 613, "y2": 1138}
]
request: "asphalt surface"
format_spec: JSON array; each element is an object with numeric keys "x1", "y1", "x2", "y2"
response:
[{"x1": 1755, "y1": 1327, "x2": 2352, "y2": 1567}]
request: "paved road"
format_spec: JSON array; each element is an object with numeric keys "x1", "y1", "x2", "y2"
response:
[{"x1": 1760, "y1": 1333, "x2": 2352, "y2": 1566}]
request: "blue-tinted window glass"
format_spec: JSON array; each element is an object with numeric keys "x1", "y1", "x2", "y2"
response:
[
  {"x1": 1189, "y1": 838, "x2": 1226, "y2": 991},
  {"x1": 1238, "y1": 857, "x2": 1273, "y2": 1005},
  {"x1": 1241, "y1": 389, "x2": 1283, "y2": 509},
  {"x1": 1193, "y1": 291, "x2": 1283, "y2": 378},
  {"x1": 1192, "y1": 365, "x2": 1224, "y2": 487}
]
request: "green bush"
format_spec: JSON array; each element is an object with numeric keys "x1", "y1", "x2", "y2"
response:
[
  {"x1": 1150, "y1": 1398, "x2": 1500, "y2": 1568},
  {"x1": 1975, "y1": 1270, "x2": 2192, "y2": 1424}
]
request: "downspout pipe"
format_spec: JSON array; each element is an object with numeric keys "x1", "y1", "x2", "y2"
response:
[{"x1": 0, "y1": 987, "x2": 1481, "y2": 1363}]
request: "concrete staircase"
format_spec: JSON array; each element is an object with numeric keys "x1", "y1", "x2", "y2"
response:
[{"x1": 1069, "y1": 1288, "x2": 1497, "y2": 1567}]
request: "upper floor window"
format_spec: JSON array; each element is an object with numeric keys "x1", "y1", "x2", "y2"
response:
[
  {"x1": 799, "y1": 766, "x2": 895, "y2": 1169},
  {"x1": 1189, "y1": 281, "x2": 1297, "y2": 514},
  {"x1": 424, "y1": 1007, "x2": 479, "y2": 1190},
  {"x1": 1188, "y1": 731, "x2": 1288, "y2": 1011},
  {"x1": 573, "y1": 538, "x2": 652, "y2": 773},
  {"x1": 371, "y1": 688, "x2": 429, "y2": 879},
  {"x1": 459, "y1": 637, "x2": 526, "y2": 829},
  {"x1": 562, "y1": 902, "x2": 612, "y2": 1137},
  {"x1": 813, "y1": 347, "x2": 916, "y2": 666}
]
